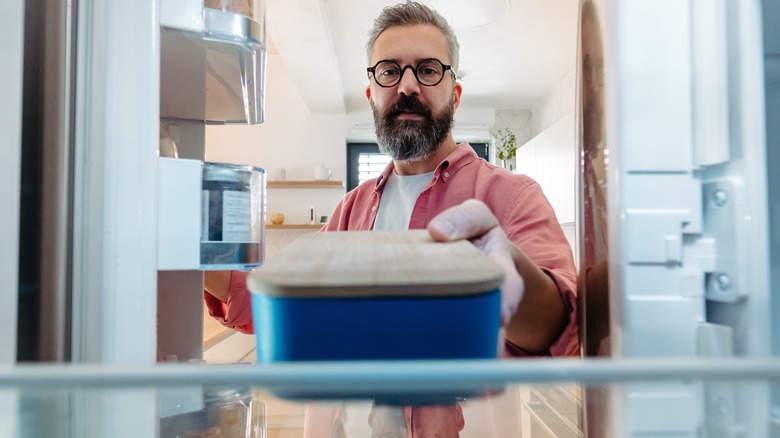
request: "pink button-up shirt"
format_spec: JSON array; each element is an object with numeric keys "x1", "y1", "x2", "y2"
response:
[{"x1": 205, "y1": 144, "x2": 579, "y2": 357}]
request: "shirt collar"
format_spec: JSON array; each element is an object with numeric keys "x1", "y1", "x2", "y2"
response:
[{"x1": 374, "y1": 142, "x2": 478, "y2": 191}]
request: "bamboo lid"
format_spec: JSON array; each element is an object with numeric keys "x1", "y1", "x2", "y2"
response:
[{"x1": 247, "y1": 230, "x2": 504, "y2": 298}]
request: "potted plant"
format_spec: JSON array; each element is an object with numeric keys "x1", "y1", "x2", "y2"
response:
[{"x1": 491, "y1": 128, "x2": 518, "y2": 168}]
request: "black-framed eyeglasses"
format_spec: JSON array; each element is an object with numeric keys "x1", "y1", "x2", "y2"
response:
[{"x1": 367, "y1": 58, "x2": 454, "y2": 88}]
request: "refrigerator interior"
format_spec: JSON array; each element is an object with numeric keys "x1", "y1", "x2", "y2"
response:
[{"x1": 4, "y1": 0, "x2": 780, "y2": 436}]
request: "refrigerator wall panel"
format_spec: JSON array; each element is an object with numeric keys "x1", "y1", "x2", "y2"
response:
[
  {"x1": 701, "y1": 0, "x2": 773, "y2": 357},
  {"x1": 691, "y1": 0, "x2": 730, "y2": 167},
  {"x1": 0, "y1": 0, "x2": 24, "y2": 365},
  {"x1": 71, "y1": 0, "x2": 159, "y2": 366},
  {"x1": 615, "y1": 0, "x2": 692, "y2": 173},
  {"x1": 764, "y1": 1, "x2": 780, "y2": 359},
  {"x1": 603, "y1": 0, "x2": 774, "y2": 436},
  {"x1": 1, "y1": 1, "x2": 24, "y2": 436}
]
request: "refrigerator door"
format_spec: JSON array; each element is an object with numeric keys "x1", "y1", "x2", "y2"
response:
[
  {"x1": 580, "y1": 0, "x2": 777, "y2": 436},
  {"x1": 575, "y1": 1, "x2": 611, "y2": 437}
]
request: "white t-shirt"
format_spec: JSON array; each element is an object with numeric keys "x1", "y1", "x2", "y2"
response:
[
  {"x1": 331, "y1": 170, "x2": 433, "y2": 435},
  {"x1": 309, "y1": 169, "x2": 523, "y2": 437},
  {"x1": 372, "y1": 170, "x2": 434, "y2": 231}
]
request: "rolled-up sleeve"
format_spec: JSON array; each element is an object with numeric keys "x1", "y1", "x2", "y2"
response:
[
  {"x1": 203, "y1": 271, "x2": 255, "y2": 334},
  {"x1": 494, "y1": 178, "x2": 579, "y2": 357}
]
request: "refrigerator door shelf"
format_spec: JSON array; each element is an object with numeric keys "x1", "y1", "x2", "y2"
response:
[
  {"x1": 158, "y1": 157, "x2": 202, "y2": 271},
  {"x1": 161, "y1": 0, "x2": 205, "y2": 33},
  {"x1": 161, "y1": 8, "x2": 267, "y2": 125},
  {"x1": 157, "y1": 158, "x2": 267, "y2": 271}
]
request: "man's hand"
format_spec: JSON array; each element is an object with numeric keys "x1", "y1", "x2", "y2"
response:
[
  {"x1": 428, "y1": 199, "x2": 569, "y2": 355},
  {"x1": 428, "y1": 199, "x2": 524, "y2": 355}
]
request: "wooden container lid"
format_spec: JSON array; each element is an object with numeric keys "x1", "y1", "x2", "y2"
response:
[{"x1": 247, "y1": 230, "x2": 504, "y2": 298}]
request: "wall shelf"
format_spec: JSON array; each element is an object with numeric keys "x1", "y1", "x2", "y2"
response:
[
  {"x1": 266, "y1": 224, "x2": 324, "y2": 230},
  {"x1": 268, "y1": 180, "x2": 344, "y2": 189}
]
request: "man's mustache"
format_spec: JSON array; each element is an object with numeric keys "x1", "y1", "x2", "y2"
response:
[{"x1": 385, "y1": 95, "x2": 433, "y2": 120}]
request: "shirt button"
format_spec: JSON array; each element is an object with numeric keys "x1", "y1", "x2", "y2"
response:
[
  {"x1": 371, "y1": 205, "x2": 377, "y2": 212},
  {"x1": 443, "y1": 171, "x2": 450, "y2": 178}
]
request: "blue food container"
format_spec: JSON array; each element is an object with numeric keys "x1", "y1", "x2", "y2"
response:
[{"x1": 248, "y1": 230, "x2": 504, "y2": 362}]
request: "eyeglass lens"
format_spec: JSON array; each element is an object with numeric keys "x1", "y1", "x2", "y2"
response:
[{"x1": 373, "y1": 59, "x2": 447, "y2": 87}]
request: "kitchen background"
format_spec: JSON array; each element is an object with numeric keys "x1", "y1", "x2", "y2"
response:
[
  {"x1": 201, "y1": 4, "x2": 579, "y2": 434},
  {"x1": 205, "y1": 32, "x2": 578, "y2": 260}
]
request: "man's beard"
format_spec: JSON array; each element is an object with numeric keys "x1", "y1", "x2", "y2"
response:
[{"x1": 372, "y1": 94, "x2": 454, "y2": 162}]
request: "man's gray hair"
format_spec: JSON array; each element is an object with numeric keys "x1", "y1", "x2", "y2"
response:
[{"x1": 366, "y1": 1, "x2": 460, "y2": 73}]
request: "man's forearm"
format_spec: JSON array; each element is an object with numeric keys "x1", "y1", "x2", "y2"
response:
[
  {"x1": 204, "y1": 270, "x2": 232, "y2": 303},
  {"x1": 504, "y1": 246, "x2": 569, "y2": 355}
]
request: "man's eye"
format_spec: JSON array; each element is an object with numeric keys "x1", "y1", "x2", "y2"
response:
[
  {"x1": 419, "y1": 67, "x2": 438, "y2": 75},
  {"x1": 380, "y1": 69, "x2": 400, "y2": 77}
]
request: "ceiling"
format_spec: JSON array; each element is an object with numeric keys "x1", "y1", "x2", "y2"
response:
[{"x1": 265, "y1": 0, "x2": 579, "y2": 116}]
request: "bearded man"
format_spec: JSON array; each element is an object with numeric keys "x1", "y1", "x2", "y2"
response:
[{"x1": 205, "y1": 1, "x2": 578, "y2": 359}]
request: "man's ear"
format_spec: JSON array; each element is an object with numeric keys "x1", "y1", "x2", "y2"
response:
[
  {"x1": 365, "y1": 85, "x2": 372, "y2": 105},
  {"x1": 452, "y1": 81, "x2": 463, "y2": 111}
]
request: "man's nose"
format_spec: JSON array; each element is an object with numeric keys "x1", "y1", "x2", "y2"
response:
[{"x1": 396, "y1": 65, "x2": 421, "y2": 96}]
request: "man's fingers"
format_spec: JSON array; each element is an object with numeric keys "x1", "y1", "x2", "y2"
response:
[{"x1": 428, "y1": 199, "x2": 499, "y2": 241}]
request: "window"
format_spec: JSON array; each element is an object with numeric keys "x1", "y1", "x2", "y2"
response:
[
  {"x1": 346, "y1": 142, "x2": 490, "y2": 191},
  {"x1": 346, "y1": 143, "x2": 392, "y2": 191}
]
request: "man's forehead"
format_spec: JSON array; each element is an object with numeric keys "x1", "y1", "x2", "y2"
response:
[{"x1": 371, "y1": 24, "x2": 450, "y2": 63}]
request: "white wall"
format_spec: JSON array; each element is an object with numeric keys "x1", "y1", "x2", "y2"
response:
[
  {"x1": 495, "y1": 110, "x2": 532, "y2": 146},
  {"x1": 515, "y1": 112, "x2": 576, "y2": 224},
  {"x1": 531, "y1": 69, "x2": 576, "y2": 136},
  {"x1": 516, "y1": 70, "x2": 577, "y2": 254},
  {"x1": 206, "y1": 52, "x2": 349, "y2": 226}
]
